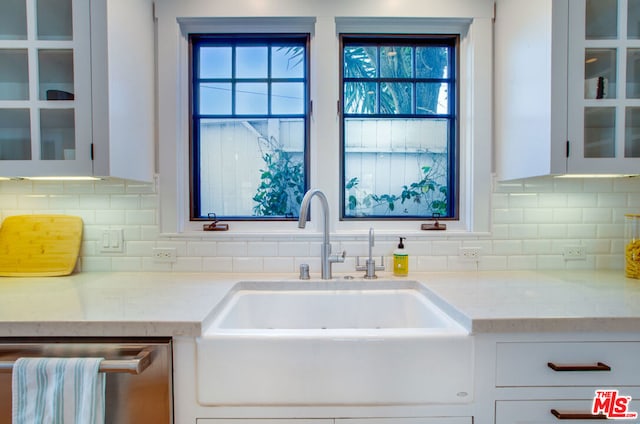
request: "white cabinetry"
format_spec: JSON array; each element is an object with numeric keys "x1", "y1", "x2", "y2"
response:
[
  {"x1": 0, "y1": 0, "x2": 154, "y2": 181},
  {"x1": 495, "y1": 0, "x2": 640, "y2": 179},
  {"x1": 493, "y1": 338, "x2": 640, "y2": 423}
]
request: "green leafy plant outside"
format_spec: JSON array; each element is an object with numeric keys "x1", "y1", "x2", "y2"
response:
[
  {"x1": 253, "y1": 144, "x2": 305, "y2": 217},
  {"x1": 346, "y1": 165, "x2": 447, "y2": 217}
]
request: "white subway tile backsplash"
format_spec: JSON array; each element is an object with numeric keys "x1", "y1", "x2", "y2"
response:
[
  {"x1": 18, "y1": 195, "x2": 48, "y2": 209},
  {"x1": 95, "y1": 210, "x2": 126, "y2": 225},
  {"x1": 583, "y1": 208, "x2": 612, "y2": 223},
  {"x1": 247, "y1": 242, "x2": 279, "y2": 257},
  {"x1": 567, "y1": 223, "x2": 597, "y2": 238},
  {"x1": 172, "y1": 257, "x2": 204, "y2": 272},
  {"x1": 1, "y1": 176, "x2": 640, "y2": 273},
  {"x1": 126, "y1": 209, "x2": 156, "y2": 225},
  {"x1": 110, "y1": 195, "x2": 141, "y2": 209},
  {"x1": 49, "y1": 195, "x2": 80, "y2": 210},
  {"x1": 263, "y1": 257, "x2": 295, "y2": 273},
  {"x1": 492, "y1": 240, "x2": 522, "y2": 255},
  {"x1": 202, "y1": 257, "x2": 233, "y2": 272},
  {"x1": 553, "y1": 208, "x2": 582, "y2": 223},
  {"x1": 597, "y1": 192, "x2": 629, "y2": 208},
  {"x1": 79, "y1": 195, "x2": 111, "y2": 209},
  {"x1": 233, "y1": 257, "x2": 264, "y2": 273},
  {"x1": 493, "y1": 208, "x2": 523, "y2": 224},
  {"x1": 538, "y1": 193, "x2": 568, "y2": 208},
  {"x1": 188, "y1": 241, "x2": 218, "y2": 257},
  {"x1": 32, "y1": 181, "x2": 64, "y2": 194},
  {"x1": 0, "y1": 195, "x2": 18, "y2": 210},
  {"x1": 111, "y1": 257, "x2": 143, "y2": 272},
  {"x1": 522, "y1": 239, "x2": 552, "y2": 254},
  {"x1": 538, "y1": 224, "x2": 568, "y2": 239}
]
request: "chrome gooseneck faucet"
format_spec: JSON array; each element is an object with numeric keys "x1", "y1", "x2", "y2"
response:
[{"x1": 298, "y1": 189, "x2": 345, "y2": 279}]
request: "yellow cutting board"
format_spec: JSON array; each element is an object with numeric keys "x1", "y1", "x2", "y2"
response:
[{"x1": 0, "y1": 215, "x2": 83, "y2": 277}]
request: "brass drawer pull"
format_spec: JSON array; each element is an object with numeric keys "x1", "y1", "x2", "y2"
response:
[
  {"x1": 551, "y1": 409, "x2": 608, "y2": 420},
  {"x1": 547, "y1": 361, "x2": 611, "y2": 372}
]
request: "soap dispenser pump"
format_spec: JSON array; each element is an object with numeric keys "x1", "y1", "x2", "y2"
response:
[{"x1": 393, "y1": 237, "x2": 408, "y2": 276}]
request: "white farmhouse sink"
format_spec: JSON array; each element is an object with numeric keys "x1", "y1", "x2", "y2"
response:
[{"x1": 197, "y1": 280, "x2": 473, "y2": 406}]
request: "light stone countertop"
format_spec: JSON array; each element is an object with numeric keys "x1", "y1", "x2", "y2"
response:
[{"x1": 0, "y1": 270, "x2": 639, "y2": 337}]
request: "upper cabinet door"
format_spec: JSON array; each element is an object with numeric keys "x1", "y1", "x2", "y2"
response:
[
  {"x1": 494, "y1": 0, "x2": 640, "y2": 180},
  {"x1": 567, "y1": 0, "x2": 640, "y2": 174},
  {"x1": 0, "y1": 0, "x2": 92, "y2": 177}
]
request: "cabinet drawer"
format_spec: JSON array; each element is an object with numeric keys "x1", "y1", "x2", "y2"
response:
[
  {"x1": 496, "y1": 399, "x2": 640, "y2": 423},
  {"x1": 496, "y1": 342, "x2": 640, "y2": 387}
]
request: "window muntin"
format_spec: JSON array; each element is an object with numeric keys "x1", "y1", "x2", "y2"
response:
[
  {"x1": 191, "y1": 34, "x2": 309, "y2": 220},
  {"x1": 341, "y1": 35, "x2": 458, "y2": 220}
]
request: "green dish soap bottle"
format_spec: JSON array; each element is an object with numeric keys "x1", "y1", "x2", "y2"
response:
[{"x1": 393, "y1": 237, "x2": 408, "y2": 276}]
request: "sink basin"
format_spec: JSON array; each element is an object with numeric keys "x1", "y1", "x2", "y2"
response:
[
  {"x1": 197, "y1": 280, "x2": 473, "y2": 406},
  {"x1": 208, "y1": 282, "x2": 464, "y2": 333}
]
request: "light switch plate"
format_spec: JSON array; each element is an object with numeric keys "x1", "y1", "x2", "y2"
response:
[{"x1": 100, "y1": 229, "x2": 124, "y2": 253}]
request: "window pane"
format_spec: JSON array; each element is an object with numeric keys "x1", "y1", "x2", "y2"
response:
[
  {"x1": 199, "y1": 83, "x2": 231, "y2": 115},
  {"x1": 341, "y1": 35, "x2": 457, "y2": 220},
  {"x1": 344, "y1": 82, "x2": 378, "y2": 114},
  {"x1": 272, "y1": 82, "x2": 304, "y2": 114},
  {"x1": 236, "y1": 46, "x2": 267, "y2": 78},
  {"x1": 40, "y1": 108, "x2": 74, "y2": 160},
  {"x1": 627, "y1": 48, "x2": 640, "y2": 98},
  {"x1": 344, "y1": 46, "x2": 378, "y2": 78},
  {"x1": 198, "y1": 118, "x2": 305, "y2": 217},
  {"x1": 0, "y1": 108, "x2": 31, "y2": 160},
  {"x1": 585, "y1": 48, "x2": 617, "y2": 99},
  {"x1": 200, "y1": 47, "x2": 232, "y2": 78},
  {"x1": 236, "y1": 83, "x2": 268, "y2": 114},
  {"x1": 416, "y1": 46, "x2": 449, "y2": 78},
  {"x1": 630, "y1": 0, "x2": 640, "y2": 39},
  {"x1": 417, "y1": 83, "x2": 449, "y2": 115},
  {"x1": 586, "y1": 0, "x2": 618, "y2": 40},
  {"x1": 380, "y1": 46, "x2": 413, "y2": 78},
  {"x1": 584, "y1": 107, "x2": 615, "y2": 158},
  {"x1": 626, "y1": 107, "x2": 640, "y2": 157},
  {"x1": 191, "y1": 35, "x2": 308, "y2": 220},
  {"x1": 272, "y1": 46, "x2": 304, "y2": 78},
  {"x1": 344, "y1": 118, "x2": 450, "y2": 218},
  {"x1": 380, "y1": 82, "x2": 413, "y2": 114}
]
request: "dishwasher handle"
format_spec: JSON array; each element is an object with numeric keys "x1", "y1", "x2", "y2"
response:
[{"x1": 0, "y1": 347, "x2": 153, "y2": 375}]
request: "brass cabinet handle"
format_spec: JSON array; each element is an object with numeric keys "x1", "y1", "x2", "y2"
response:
[
  {"x1": 551, "y1": 409, "x2": 608, "y2": 420},
  {"x1": 547, "y1": 361, "x2": 611, "y2": 372}
]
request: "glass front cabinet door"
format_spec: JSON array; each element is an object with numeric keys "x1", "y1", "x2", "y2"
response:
[
  {"x1": 0, "y1": 0, "x2": 91, "y2": 177},
  {"x1": 568, "y1": 0, "x2": 640, "y2": 174}
]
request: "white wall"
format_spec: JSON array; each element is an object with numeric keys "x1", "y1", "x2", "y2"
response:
[{"x1": 0, "y1": 176, "x2": 637, "y2": 273}]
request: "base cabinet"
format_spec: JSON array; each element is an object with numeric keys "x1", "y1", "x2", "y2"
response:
[
  {"x1": 492, "y1": 336, "x2": 640, "y2": 423},
  {"x1": 496, "y1": 399, "x2": 640, "y2": 423}
]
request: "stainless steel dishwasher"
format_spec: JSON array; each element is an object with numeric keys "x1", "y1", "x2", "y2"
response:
[{"x1": 0, "y1": 337, "x2": 173, "y2": 424}]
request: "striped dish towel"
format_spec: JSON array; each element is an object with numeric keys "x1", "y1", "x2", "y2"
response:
[{"x1": 12, "y1": 357, "x2": 105, "y2": 424}]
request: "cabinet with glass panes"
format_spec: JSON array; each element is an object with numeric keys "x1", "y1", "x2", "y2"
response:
[
  {"x1": 566, "y1": 0, "x2": 640, "y2": 173},
  {"x1": 0, "y1": 0, "x2": 154, "y2": 181},
  {"x1": 494, "y1": 0, "x2": 640, "y2": 179},
  {"x1": 0, "y1": 0, "x2": 92, "y2": 176}
]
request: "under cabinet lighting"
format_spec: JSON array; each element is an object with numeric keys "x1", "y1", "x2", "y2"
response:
[
  {"x1": 554, "y1": 174, "x2": 639, "y2": 178},
  {"x1": 22, "y1": 176, "x2": 102, "y2": 181}
]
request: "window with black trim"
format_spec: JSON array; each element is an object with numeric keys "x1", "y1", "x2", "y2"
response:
[
  {"x1": 341, "y1": 35, "x2": 458, "y2": 220},
  {"x1": 190, "y1": 34, "x2": 310, "y2": 220}
]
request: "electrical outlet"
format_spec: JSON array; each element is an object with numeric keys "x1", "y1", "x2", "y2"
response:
[
  {"x1": 152, "y1": 247, "x2": 177, "y2": 263},
  {"x1": 459, "y1": 247, "x2": 481, "y2": 261},
  {"x1": 563, "y1": 245, "x2": 586, "y2": 260}
]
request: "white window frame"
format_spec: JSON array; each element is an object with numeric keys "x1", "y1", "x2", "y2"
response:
[{"x1": 156, "y1": 2, "x2": 493, "y2": 238}]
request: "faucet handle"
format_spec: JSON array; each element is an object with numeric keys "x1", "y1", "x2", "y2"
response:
[{"x1": 330, "y1": 250, "x2": 346, "y2": 263}]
